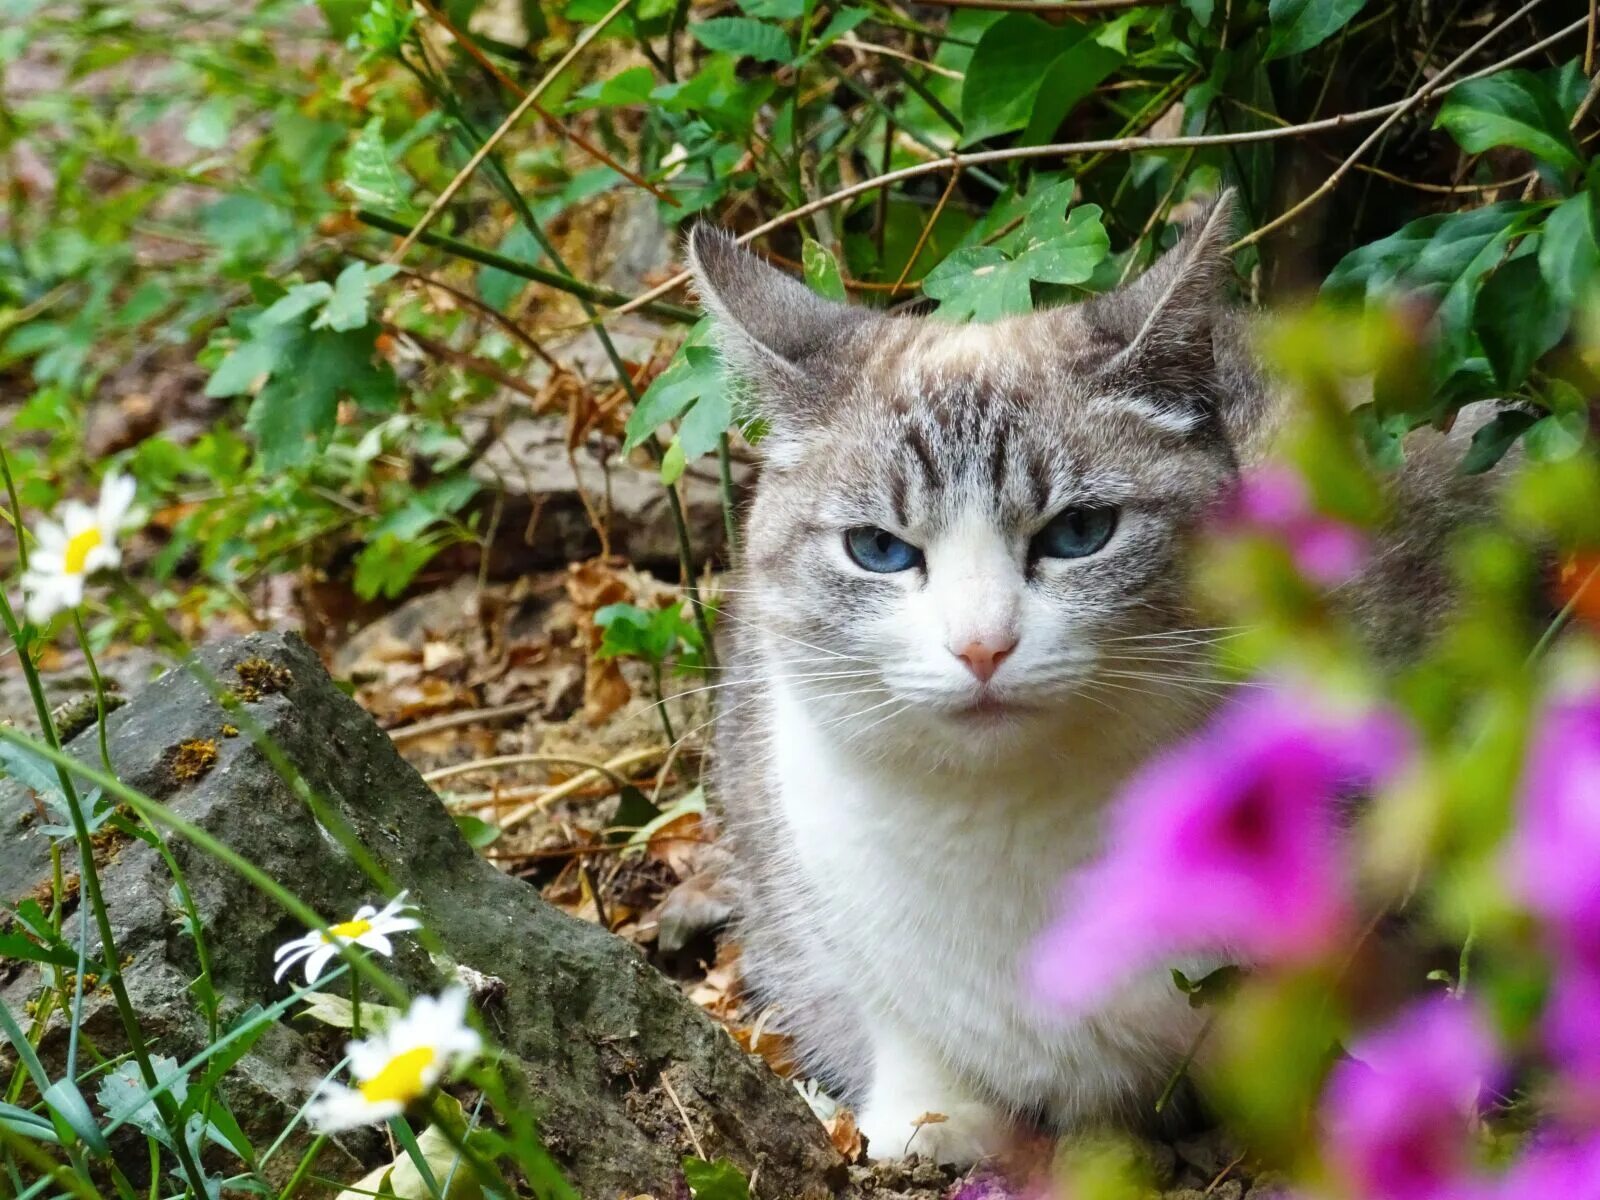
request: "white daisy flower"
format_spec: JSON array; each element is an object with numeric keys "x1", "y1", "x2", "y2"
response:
[
  {"x1": 273, "y1": 893, "x2": 421, "y2": 985},
  {"x1": 20, "y1": 472, "x2": 137, "y2": 624},
  {"x1": 307, "y1": 988, "x2": 481, "y2": 1132}
]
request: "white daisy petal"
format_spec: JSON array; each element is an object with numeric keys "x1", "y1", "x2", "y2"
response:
[
  {"x1": 273, "y1": 943, "x2": 317, "y2": 983},
  {"x1": 307, "y1": 1084, "x2": 403, "y2": 1133},
  {"x1": 97, "y1": 473, "x2": 136, "y2": 529},
  {"x1": 360, "y1": 933, "x2": 394, "y2": 959},
  {"x1": 275, "y1": 932, "x2": 319, "y2": 961},
  {"x1": 303, "y1": 944, "x2": 340, "y2": 985}
]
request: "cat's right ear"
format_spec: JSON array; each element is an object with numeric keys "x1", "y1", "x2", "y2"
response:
[{"x1": 687, "y1": 225, "x2": 868, "y2": 407}]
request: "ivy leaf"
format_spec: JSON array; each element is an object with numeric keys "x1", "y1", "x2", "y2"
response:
[
  {"x1": 801, "y1": 238, "x2": 847, "y2": 300},
  {"x1": 1266, "y1": 0, "x2": 1369, "y2": 59},
  {"x1": 1435, "y1": 69, "x2": 1583, "y2": 174},
  {"x1": 923, "y1": 186, "x2": 1109, "y2": 322},
  {"x1": 689, "y1": 18, "x2": 791, "y2": 63}
]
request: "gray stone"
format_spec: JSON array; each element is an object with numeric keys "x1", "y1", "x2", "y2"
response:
[{"x1": 0, "y1": 632, "x2": 840, "y2": 1196}]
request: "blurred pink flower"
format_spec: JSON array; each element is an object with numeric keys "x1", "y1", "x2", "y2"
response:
[
  {"x1": 1030, "y1": 687, "x2": 1406, "y2": 1012},
  {"x1": 1498, "y1": 1132, "x2": 1600, "y2": 1199},
  {"x1": 1507, "y1": 696, "x2": 1600, "y2": 1082},
  {"x1": 1322, "y1": 996, "x2": 1500, "y2": 1200},
  {"x1": 1228, "y1": 465, "x2": 1367, "y2": 585}
]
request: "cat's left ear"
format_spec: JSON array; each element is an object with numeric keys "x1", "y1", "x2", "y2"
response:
[
  {"x1": 687, "y1": 225, "x2": 871, "y2": 413},
  {"x1": 1085, "y1": 190, "x2": 1239, "y2": 422}
]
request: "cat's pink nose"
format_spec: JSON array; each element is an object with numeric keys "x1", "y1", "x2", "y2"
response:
[{"x1": 952, "y1": 635, "x2": 1017, "y2": 683}]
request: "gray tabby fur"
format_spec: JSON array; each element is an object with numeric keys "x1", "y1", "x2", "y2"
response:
[{"x1": 689, "y1": 195, "x2": 1505, "y2": 1162}]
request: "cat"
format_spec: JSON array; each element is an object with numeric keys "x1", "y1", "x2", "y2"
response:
[{"x1": 690, "y1": 195, "x2": 1503, "y2": 1166}]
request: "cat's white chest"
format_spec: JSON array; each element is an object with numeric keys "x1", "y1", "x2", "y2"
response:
[{"x1": 767, "y1": 683, "x2": 1144, "y2": 1107}]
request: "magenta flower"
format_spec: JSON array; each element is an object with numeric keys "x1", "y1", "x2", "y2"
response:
[
  {"x1": 1228, "y1": 465, "x2": 1366, "y2": 585},
  {"x1": 1322, "y1": 996, "x2": 1500, "y2": 1200},
  {"x1": 1507, "y1": 695, "x2": 1600, "y2": 1084},
  {"x1": 1030, "y1": 687, "x2": 1406, "y2": 1012},
  {"x1": 1497, "y1": 1132, "x2": 1600, "y2": 1199}
]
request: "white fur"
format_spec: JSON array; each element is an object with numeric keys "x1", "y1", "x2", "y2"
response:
[{"x1": 766, "y1": 670, "x2": 1205, "y2": 1163}]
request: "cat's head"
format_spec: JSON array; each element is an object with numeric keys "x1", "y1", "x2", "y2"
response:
[{"x1": 691, "y1": 195, "x2": 1264, "y2": 765}]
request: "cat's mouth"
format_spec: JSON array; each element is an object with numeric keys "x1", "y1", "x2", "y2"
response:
[{"x1": 949, "y1": 694, "x2": 1033, "y2": 722}]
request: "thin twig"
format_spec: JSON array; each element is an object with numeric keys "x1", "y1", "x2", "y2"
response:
[
  {"x1": 422, "y1": 752, "x2": 638, "y2": 787},
  {"x1": 388, "y1": 697, "x2": 545, "y2": 744},
  {"x1": 892, "y1": 166, "x2": 962, "y2": 293},
  {"x1": 660, "y1": 1075, "x2": 708, "y2": 1161},
  {"x1": 389, "y1": 0, "x2": 632, "y2": 263}
]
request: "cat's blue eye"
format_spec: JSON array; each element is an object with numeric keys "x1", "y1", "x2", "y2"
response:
[
  {"x1": 844, "y1": 527, "x2": 923, "y2": 573},
  {"x1": 1031, "y1": 506, "x2": 1118, "y2": 560}
]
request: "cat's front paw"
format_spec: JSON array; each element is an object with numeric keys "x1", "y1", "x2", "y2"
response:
[{"x1": 857, "y1": 1097, "x2": 1007, "y2": 1166}]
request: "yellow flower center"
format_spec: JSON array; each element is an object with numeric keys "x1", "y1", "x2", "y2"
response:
[
  {"x1": 326, "y1": 918, "x2": 373, "y2": 941},
  {"x1": 358, "y1": 1046, "x2": 438, "y2": 1106},
  {"x1": 63, "y1": 527, "x2": 103, "y2": 576}
]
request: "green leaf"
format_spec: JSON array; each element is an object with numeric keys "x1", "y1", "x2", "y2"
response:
[
  {"x1": 1461, "y1": 408, "x2": 1538, "y2": 474},
  {"x1": 689, "y1": 17, "x2": 791, "y2": 63},
  {"x1": 314, "y1": 262, "x2": 398, "y2": 332},
  {"x1": 625, "y1": 320, "x2": 727, "y2": 452},
  {"x1": 1525, "y1": 410, "x2": 1587, "y2": 462},
  {"x1": 567, "y1": 65, "x2": 656, "y2": 111},
  {"x1": 260, "y1": 282, "x2": 334, "y2": 327},
  {"x1": 344, "y1": 117, "x2": 415, "y2": 212},
  {"x1": 183, "y1": 95, "x2": 233, "y2": 150},
  {"x1": 737, "y1": 0, "x2": 803, "y2": 16},
  {"x1": 352, "y1": 531, "x2": 448, "y2": 600},
  {"x1": 0, "y1": 930, "x2": 77, "y2": 967},
  {"x1": 659, "y1": 438, "x2": 688, "y2": 486},
  {"x1": 0, "y1": 739, "x2": 63, "y2": 801},
  {"x1": 960, "y1": 16, "x2": 1116, "y2": 146},
  {"x1": 683, "y1": 1157, "x2": 751, "y2": 1200},
  {"x1": 95, "y1": 1057, "x2": 188, "y2": 1147},
  {"x1": 1184, "y1": 0, "x2": 1214, "y2": 24},
  {"x1": 1019, "y1": 34, "x2": 1123, "y2": 147},
  {"x1": 0, "y1": 1101, "x2": 59, "y2": 1145},
  {"x1": 1266, "y1": 0, "x2": 1369, "y2": 59},
  {"x1": 245, "y1": 324, "x2": 398, "y2": 470},
  {"x1": 1473, "y1": 251, "x2": 1568, "y2": 389},
  {"x1": 802, "y1": 238, "x2": 847, "y2": 301},
  {"x1": 43, "y1": 1079, "x2": 109, "y2": 1154},
  {"x1": 1435, "y1": 69, "x2": 1583, "y2": 173},
  {"x1": 923, "y1": 186, "x2": 1108, "y2": 322},
  {"x1": 1539, "y1": 191, "x2": 1600, "y2": 305},
  {"x1": 1325, "y1": 202, "x2": 1536, "y2": 401},
  {"x1": 454, "y1": 813, "x2": 502, "y2": 849},
  {"x1": 298, "y1": 990, "x2": 403, "y2": 1032}
]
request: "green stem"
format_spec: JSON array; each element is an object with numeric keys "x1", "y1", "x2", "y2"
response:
[
  {"x1": 273, "y1": 1135, "x2": 328, "y2": 1200},
  {"x1": 351, "y1": 967, "x2": 362, "y2": 1039},
  {"x1": 0, "y1": 443, "x2": 27, "y2": 573},
  {"x1": 0, "y1": 593, "x2": 210, "y2": 1199},
  {"x1": 0, "y1": 721, "x2": 410, "y2": 1008},
  {"x1": 353, "y1": 209, "x2": 697, "y2": 324}
]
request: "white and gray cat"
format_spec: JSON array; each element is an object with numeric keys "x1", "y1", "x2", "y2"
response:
[{"x1": 691, "y1": 196, "x2": 1501, "y2": 1165}]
